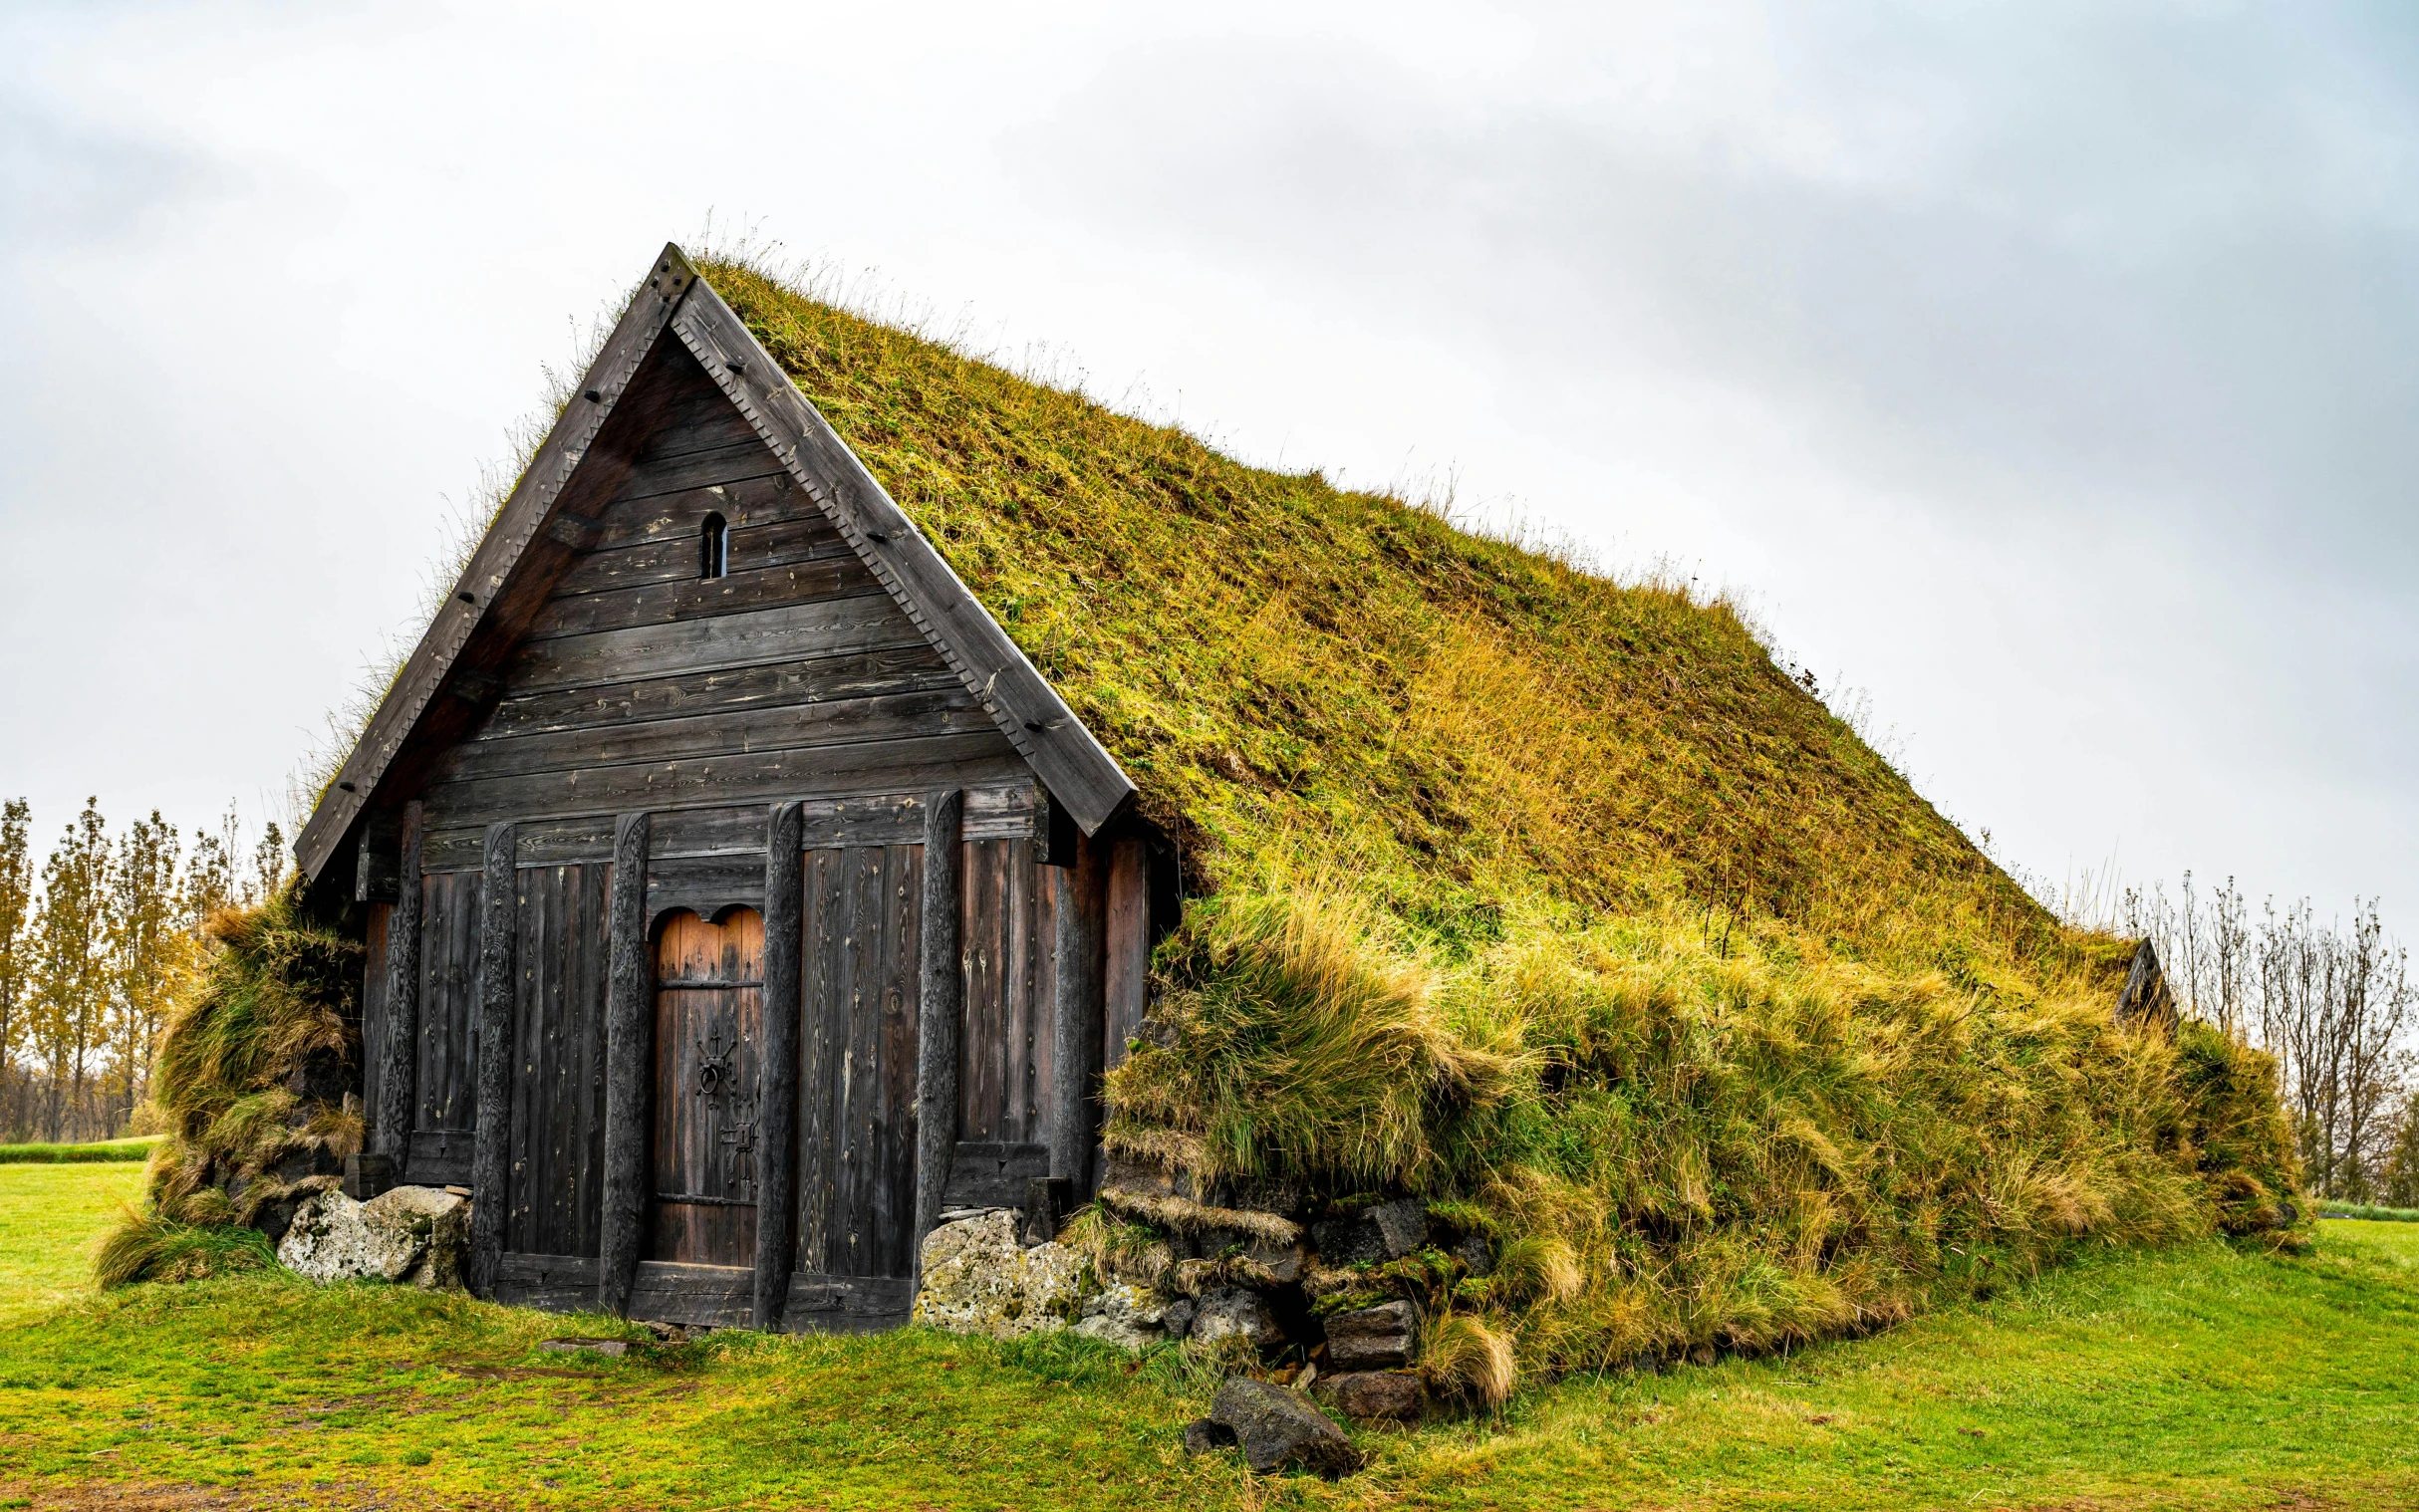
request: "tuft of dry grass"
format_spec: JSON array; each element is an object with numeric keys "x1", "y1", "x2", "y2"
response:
[
  {"x1": 1421, "y1": 1312, "x2": 1518, "y2": 1407},
  {"x1": 1110, "y1": 885, "x2": 2300, "y2": 1390},
  {"x1": 100, "y1": 886, "x2": 362, "y2": 1279}
]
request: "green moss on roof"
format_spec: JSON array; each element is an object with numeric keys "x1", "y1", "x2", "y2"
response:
[{"x1": 706, "y1": 259, "x2": 2044, "y2": 964}]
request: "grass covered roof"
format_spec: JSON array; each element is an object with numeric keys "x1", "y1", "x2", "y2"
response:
[
  {"x1": 701, "y1": 259, "x2": 2046, "y2": 969},
  {"x1": 697, "y1": 259, "x2": 2299, "y2": 1394}
]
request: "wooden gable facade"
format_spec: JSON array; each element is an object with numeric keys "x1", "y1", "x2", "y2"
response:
[{"x1": 294, "y1": 245, "x2": 1172, "y2": 1333}]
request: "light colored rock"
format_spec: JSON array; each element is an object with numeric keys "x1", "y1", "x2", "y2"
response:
[
  {"x1": 277, "y1": 1184, "x2": 467, "y2": 1288},
  {"x1": 1191, "y1": 1287, "x2": 1279, "y2": 1349},
  {"x1": 912, "y1": 1209, "x2": 1091, "y2": 1338},
  {"x1": 1075, "y1": 1283, "x2": 1167, "y2": 1350}
]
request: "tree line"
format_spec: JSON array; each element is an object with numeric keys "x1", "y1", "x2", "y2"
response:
[
  {"x1": 0, "y1": 797, "x2": 286, "y2": 1142},
  {"x1": 2038, "y1": 869, "x2": 2418, "y2": 1206}
]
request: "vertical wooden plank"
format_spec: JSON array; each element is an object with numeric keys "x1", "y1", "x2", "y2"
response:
[
  {"x1": 957, "y1": 842, "x2": 1001, "y2": 1143},
  {"x1": 417, "y1": 874, "x2": 448, "y2": 1132},
  {"x1": 375, "y1": 803, "x2": 423, "y2": 1155},
  {"x1": 412, "y1": 876, "x2": 443, "y2": 1135},
  {"x1": 456, "y1": 870, "x2": 484, "y2": 1131},
  {"x1": 599, "y1": 812, "x2": 652, "y2": 1317},
  {"x1": 1049, "y1": 831, "x2": 1105, "y2": 1190},
  {"x1": 470, "y1": 822, "x2": 518, "y2": 1297},
  {"x1": 571, "y1": 860, "x2": 610, "y2": 1257},
  {"x1": 534, "y1": 867, "x2": 572, "y2": 1255},
  {"x1": 1103, "y1": 837, "x2": 1150, "y2": 1071},
  {"x1": 757, "y1": 802, "x2": 803, "y2": 1327},
  {"x1": 546, "y1": 867, "x2": 578, "y2": 1255},
  {"x1": 430, "y1": 870, "x2": 484, "y2": 1132},
  {"x1": 913, "y1": 791, "x2": 962, "y2": 1279},
  {"x1": 507, "y1": 866, "x2": 545, "y2": 1255},
  {"x1": 1024, "y1": 846, "x2": 1060, "y2": 1146},
  {"x1": 360, "y1": 901, "x2": 391, "y2": 1150},
  {"x1": 799, "y1": 849, "x2": 845, "y2": 1274},
  {"x1": 843, "y1": 847, "x2": 881, "y2": 1276},
  {"x1": 873, "y1": 844, "x2": 922, "y2": 1276},
  {"x1": 997, "y1": 844, "x2": 1032, "y2": 1140}
]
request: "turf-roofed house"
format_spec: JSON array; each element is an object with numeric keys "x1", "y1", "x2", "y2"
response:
[
  {"x1": 296, "y1": 245, "x2": 1169, "y2": 1333},
  {"x1": 286, "y1": 240, "x2": 2296, "y2": 1393}
]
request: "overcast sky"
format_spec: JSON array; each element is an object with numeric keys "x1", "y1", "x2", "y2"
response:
[{"x1": 2, "y1": 1, "x2": 2412, "y2": 928}]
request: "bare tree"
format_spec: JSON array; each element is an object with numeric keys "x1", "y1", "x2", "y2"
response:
[{"x1": 2043, "y1": 868, "x2": 2413, "y2": 1198}]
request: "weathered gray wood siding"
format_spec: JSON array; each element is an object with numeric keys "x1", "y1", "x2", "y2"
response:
[
  {"x1": 368, "y1": 341, "x2": 1137, "y2": 1324},
  {"x1": 509, "y1": 863, "x2": 613, "y2": 1258},
  {"x1": 957, "y1": 839, "x2": 1058, "y2": 1146},
  {"x1": 797, "y1": 844, "x2": 923, "y2": 1280},
  {"x1": 360, "y1": 901, "x2": 391, "y2": 1144},
  {"x1": 410, "y1": 348, "x2": 1024, "y2": 865}
]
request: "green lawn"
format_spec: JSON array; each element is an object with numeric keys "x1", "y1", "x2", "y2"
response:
[
  {"x1": 2, "y1": 1164, "x2": 2415, "y2": 1509},
  {"x1": 0, "y1": 1135, "x2": 157, "y2": 1165},
  {"x1": 0, "y1": 1161, "x2": 143, "y2": 1325}
]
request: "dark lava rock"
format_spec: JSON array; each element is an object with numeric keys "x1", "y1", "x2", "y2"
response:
[
  {"x1": 1314, "y1": 1370, "x2": 1426, "y2": 1423},
  {"x1": 1209, "y1": 1378, "x2": 1363, "y2": 1477},
  {"x1": 1368, "y1": 1198, "x2": 1427, "y2": 1259},
  {"x1": 1452, "y1": 1231, "x2": 1492, "y2": 1276},
  {"x1": 1242, "y1": 1238, "x2": 1306, "y2": 1285},
  {"x1": 272, "y1": 1144, "x2": 344, "y2": 1185},
  {"x1": 1163, "y1": 1297, "x2": 1198, "y2": 1338},
  {"x1": 1183, "y1": 1417, "x2": 1233, "y2": 1456},
  {"x1": 1311, "y1": 1216, "x2": 1389, "y2": 1267},
  {"x1": 1314, "y1": 1199, "x2": 1429, "y2": 1268},
  {"x1": 1325, "y1": 1300, "x2": 1416, "y2": 1371}
]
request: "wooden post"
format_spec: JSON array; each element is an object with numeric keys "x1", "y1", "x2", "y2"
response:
[
  {"x1": 1048, "y1": 829, "x2": 1106, "y2": 1192},
  {"x1": 913, "y1": 789, "x2": 964, "y2": 1277},
  {"x1": 373, "y1": 802, "x2": 423, "y2": 1160},
  {"x1": 468, "y1": 821, "x2": 517, "y2": 1298},
  {"x1": 754, "y1": 801, "x2": 804, "y2": 1330},
  {"x1": 598, "y1": 812, "x2": 652, "y2": 1317}
]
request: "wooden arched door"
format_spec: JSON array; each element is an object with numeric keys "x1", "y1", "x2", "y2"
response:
[{"x1": 649, "y1": 908, "x2": 762, "y2": 1266}]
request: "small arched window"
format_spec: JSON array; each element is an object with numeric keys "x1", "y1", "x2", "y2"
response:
[{"x1": 700, "y1": 512, "x2": 728, "y2": 580}]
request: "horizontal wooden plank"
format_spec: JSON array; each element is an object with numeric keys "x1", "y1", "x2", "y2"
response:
[
  {"x1": 491, "y1": 1252, "x2": 603, "y2": 1311},
  {"x1": 404, "y1": 1130, "x2": 473, "y2": 1187},
  {"x1": 551, "y1": 515, "x2": 850, "y2": 598},
  {"x1": 594, "y1": 474, "x2": 815, "y2": 551},
  {"x1": 648, "y1": 852, "x2": 764, "y2": 919},
  {"x1": 630, "y1": 378, "x2": 760, "y2": 462},
  {"x1": 419, "y1": 732, "x2": 1029, "y2": 833},
  {"x1": 941, "y1": 1141, "x2": 1053, "y2": 1209},
  {"x1": 776, "y1": 1273, "x2": 913, "y2": 1334},
  {"x1": 504, "y1": 594, "x2": 921, "y2": 693},
  {"x1": 496, "y1": 1251, "x2": 603, "y2": 1283},
  {"x1": 419, "y1": 784, "x2": 1039, "y2": 873},
  {"x1": 527, "y1": 557, "x2": 882, "y2": 640},
  {"x1": 480, "y1": 648, "x2": 958, "y2": 742},
  {"x1": 437, "y1": 689, "x2": 997, "y2": 787},
  {"x1": 608, "y1": 438, "x2": 786, "y2": 504},
  {"x1": 628, "y1": 1260, "x2": 753, "y2": 1328},
  {"x1": 491, "y1": 1253, "x2": 908, "y2": 1331}
]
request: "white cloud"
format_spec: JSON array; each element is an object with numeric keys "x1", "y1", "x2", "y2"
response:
[{"x1": 0, "y1": 0, "x2": 2410, "y2": 923}]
